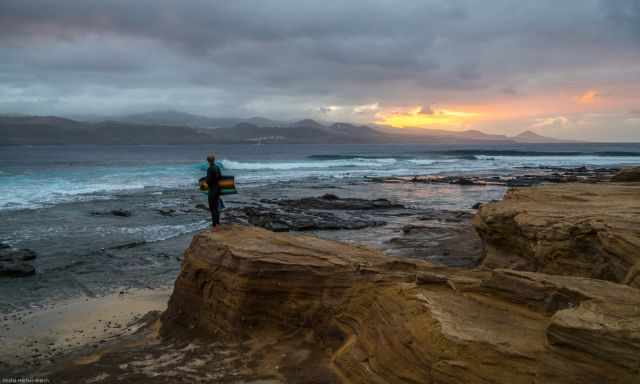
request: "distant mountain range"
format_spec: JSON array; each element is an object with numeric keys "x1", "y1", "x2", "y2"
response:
[
  {"x1": 0, "y1": 112, "x2": 570, "y2": 145},
  {"x1": 79, "y1": 110, "x2": 287, "y2": 128}
]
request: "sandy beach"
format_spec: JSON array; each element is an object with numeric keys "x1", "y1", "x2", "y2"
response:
[{"x1": 0, "y1": 287, "x2": 171, "y2": 372}]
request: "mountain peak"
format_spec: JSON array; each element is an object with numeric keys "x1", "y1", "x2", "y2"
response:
[
  {"x1": 515, "y1": 130, "x2": 544, "y2": 138},
  {"x1": 292, "y1": 119, "x2": 324, "y2": 128},
  {"x1": 513, "y1": 130, "x2": 566, "y2": 143}
]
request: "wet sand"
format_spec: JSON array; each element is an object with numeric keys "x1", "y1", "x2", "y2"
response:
[{"x1": 0, "y1": 287, "x2": 171, "y2": 371}]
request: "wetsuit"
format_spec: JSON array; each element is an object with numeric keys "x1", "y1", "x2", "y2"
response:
[{"x1": 206, "y1": 163, "x2": 221, "y2": 226}]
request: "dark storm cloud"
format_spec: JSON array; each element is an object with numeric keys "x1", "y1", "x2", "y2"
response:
[
  {"x1": 601, "y1": 0, "x2": 640, "y2": 40},
  {"x1": 0, "y1": 0, "x2": 638, "y2": 125},
  {"x1": 0, "y1": 0, "x2": 463, "y2": 61}
]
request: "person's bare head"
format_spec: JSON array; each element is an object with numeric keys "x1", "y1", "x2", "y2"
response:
[{"x1": 206, "y1": 154, "x2": 215, "y2": 164}]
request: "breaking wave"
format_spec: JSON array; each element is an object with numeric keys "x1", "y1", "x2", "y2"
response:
[
  {"x1": 221, "y1": 158, "x2": 397, "y2": 170},
  {"x1": 431, "y1": 150, "x2": 640, "y2": 158}
]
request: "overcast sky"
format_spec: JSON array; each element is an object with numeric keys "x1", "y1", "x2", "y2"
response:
[{"x1": 1, "y1": 0, "x2": 639, "y2": 140}]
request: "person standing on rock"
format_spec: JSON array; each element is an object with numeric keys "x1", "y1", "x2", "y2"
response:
[{"x1": 206, "y1": 154, "x2": 222, "y2": 230}]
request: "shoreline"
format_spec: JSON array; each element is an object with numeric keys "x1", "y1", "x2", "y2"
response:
[
  {"x1": 1, "y1": 165, "x2": 639, "y2": 380},
  {"x1": 0, "y1": 287, "x2": 172, "y2": 371},
  {"x1": 0, "y1": 170, "x2": 508, "y2": 314},
  {"x1": 38, "y1": 176, "x2": 640, "y2": 383}
]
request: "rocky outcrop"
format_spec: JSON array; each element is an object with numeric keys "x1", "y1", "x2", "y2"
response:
[
  {"x1": 235, "y1": 206, "x2": 385, "y2": 232},
  {"x1": 90, "y1": 208, "x2": 132, "y2": 217},
  {"x1": 367, "y1": 166, "x2": 619, "y2": 187},
  {"x1": 384, "y1": 209, "x2": 483, "y2": 267},
  {"x1": 161, "y1": 225, "x2": 391, "y2": 340},
  {"x1": 474, "y1": 183, "x2": 640, "y2": 287},
  {"x1": 265, "y1": 194, "x2": 404, "y2": 210},
  {"x1": 223, "y1": 194, "x2": 401, "y2": 232},
  {"x1": 612, "y1": 166, "x2": 640, "y2": 182},
  {"x1": 159, "y1": 225, "x2": 640, "y2": 383},
  {"x1": 43, "y1": 181, "x2": 640, "y2": 382}
]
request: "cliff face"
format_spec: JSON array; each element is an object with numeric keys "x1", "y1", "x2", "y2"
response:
[
  {"x1": 161, "y1": 225, "x2": 640, "y2": 383},
  {"x1": 473, "y1": 183, "x2": 640, "y2": 287}
]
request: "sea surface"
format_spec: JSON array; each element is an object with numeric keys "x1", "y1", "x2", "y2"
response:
[{"x1": 1, "y1": 143, "x2": 639, "y2": 312}]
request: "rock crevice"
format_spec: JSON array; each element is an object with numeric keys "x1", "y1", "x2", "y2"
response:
[{"x1": 473, "y1": 183, "x2": 640, "y2": 287}]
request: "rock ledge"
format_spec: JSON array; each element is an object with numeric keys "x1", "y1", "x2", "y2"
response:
[
  {"x1": 474, "y1": 183, "x2": 640, "y2": 287},
  {"x1": 159, "y1": 224, "x2": 640, "y2": 383}
]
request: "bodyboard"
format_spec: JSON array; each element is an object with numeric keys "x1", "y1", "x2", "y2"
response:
[{"x1": 198, "y1": 175, "x2": 237, "y2": 195}]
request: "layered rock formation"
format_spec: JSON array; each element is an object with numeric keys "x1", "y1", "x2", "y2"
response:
[
  {"x1": 160, "y1": 224, "x2": 640, "y2": 383},
  {"x1": 42, "y1": 182, "x2": 640, "y2": 383},
  {"x1": 474, "y1": 183, "x2": 640, "y2": 287}
]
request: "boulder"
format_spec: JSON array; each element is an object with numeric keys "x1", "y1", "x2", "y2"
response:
[
  {"x1": 612, "y1": 166, "x2": 640, "y2": 182},
  {"x1": 158, "y1": 225, "x2": 640, "y2": 383},
  {"x1": 156, "y1": 208, "x2": 175, "y2": 215},
  {"x1": 90, "y1": 209, "x2": 132, "y2": 217},
  {"x1": 474, "y1": 183, "x2": 640, "y2": 287}
]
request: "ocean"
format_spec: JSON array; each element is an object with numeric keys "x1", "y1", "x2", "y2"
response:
[
  {"x1": 1, "y1": 142, "x2": 639, "y2": 312},
  {"x1": 2, "y1": 143, "x2": 640, "y2": 211}
]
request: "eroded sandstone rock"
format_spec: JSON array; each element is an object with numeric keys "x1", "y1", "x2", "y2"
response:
[
  {"x1": 474, "y1": 183, "x2": 640, "y2": 287},
  {"x1": 159, "y1": 225, "x2": 640, "y2": 383}
]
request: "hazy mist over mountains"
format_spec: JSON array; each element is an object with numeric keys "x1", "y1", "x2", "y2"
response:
[{"x1": 0, "y1": 110, "x2": 570, "y2": 145}]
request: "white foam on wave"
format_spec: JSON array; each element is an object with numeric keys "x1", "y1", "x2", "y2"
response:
[
  {"x1": 475, "y1": 155, "x2": 640, "y2": 167},
  {"x1": 0, "y1": 180, "x2": 146, "y2": 211},
  {"x1": 3, "y1": 153, "x2": 639, "y2": 211},
  {"x1": 4, "y1": 220, "x2": 211, "y2": 246},
  {"x1": 0, "y1": 165, "x2": 202, "y2": 211},
  {"x1": 407, "y1": 159, "x2": 459, "y2": 166},
  {"x1": 119, "y1": 220, "x2": 210, "y2": 242},
  {"x1": 220, "y1": 158, "x2": 397, "y2": 170}
]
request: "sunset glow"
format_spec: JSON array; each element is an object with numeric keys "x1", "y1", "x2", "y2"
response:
[
  {"x1": 0, "y1": 0, "x2": 639, "y2": 141},
  {"x1": 578, "y1": 90, "x2": 599, "y2": 104},
  {"x1": 374, "y1": 106, "x2": 481, "y2": 128}
]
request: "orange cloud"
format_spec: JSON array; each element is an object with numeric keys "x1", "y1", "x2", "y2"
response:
[
  {"x1": 577, "y1": 90, "x2": 598, "y2": 104},
  {"x1": 375, "y1": 106, "x2": 480, "y2": 128}
]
